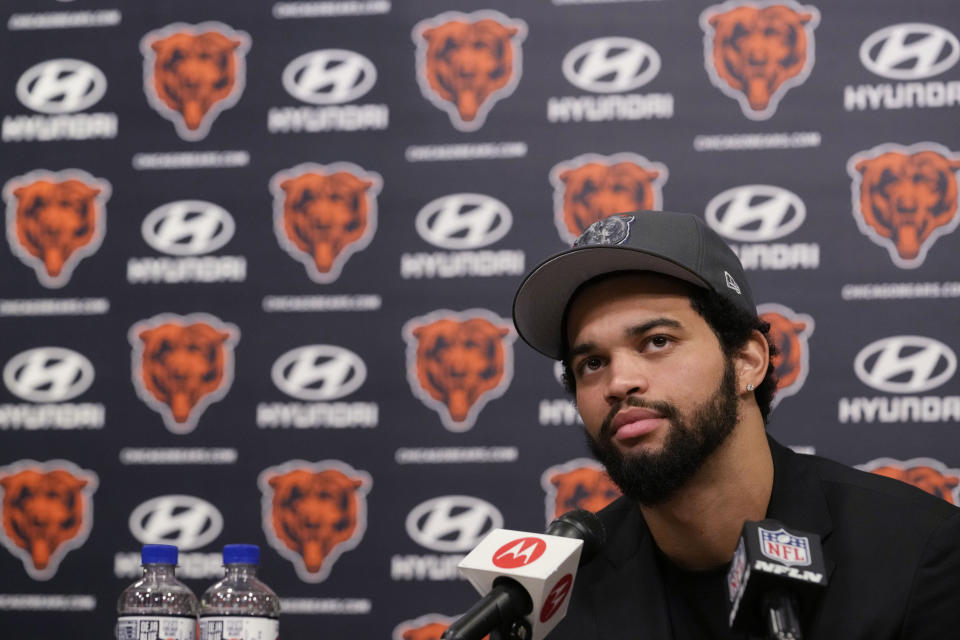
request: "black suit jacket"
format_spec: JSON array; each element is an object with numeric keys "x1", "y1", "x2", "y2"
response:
[{"x1": 550, "y1": 437, "x2": 960, "y2": 639}]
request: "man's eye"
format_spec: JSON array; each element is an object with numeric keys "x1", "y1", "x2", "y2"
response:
[
  {"x1": 649, "y1": 335, "x2": 671, "y2": 348},
  {"x1": 577, "y1": 357, "x2": 603, "y2": 375}
]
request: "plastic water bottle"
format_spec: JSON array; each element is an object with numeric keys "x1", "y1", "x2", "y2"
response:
[
  {"x1": 200, "y1": 544, "x2": 280, "y2": 640},
  {"x1": 117, "y1": 544, "x2": 199, "y2": 640}
]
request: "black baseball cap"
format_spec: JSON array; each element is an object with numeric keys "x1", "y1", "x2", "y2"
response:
[{"x1": 512, "y1": 211, "x2": 757, "y2": 360}]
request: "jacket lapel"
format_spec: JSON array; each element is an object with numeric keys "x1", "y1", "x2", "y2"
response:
[
  {"x1": 590, "y1": 504, "x2": 672, "y2": 639},
  {"x1": 766, "y1": 436, "x2": 835, "y2": 576}
]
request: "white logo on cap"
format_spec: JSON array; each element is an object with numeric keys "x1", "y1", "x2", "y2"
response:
[
  {"x1": 282, "y1": 49, "x2": 377, "y2": 105},
  {"x1": 16, "y1": 59, "x2": 107, "y2": 114},
  {"x1": 724, "y1": 271, "x2": 742, "y2": 294},
  {"x1": 860, "y1": 23, "x2": 959, "y2": 80},
  {"x1": 562, "y1": 37, "x2": 661, "y2": 93}
]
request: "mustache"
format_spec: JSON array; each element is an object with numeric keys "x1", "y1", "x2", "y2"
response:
[{"x1": 599, "y1": 396, "x2": 679, "y2": 441}]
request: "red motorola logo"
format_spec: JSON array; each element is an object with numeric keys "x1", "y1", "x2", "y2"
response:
[
  {"x1": 539, "y1": 573, "x2": 573, "y2": 623},
  {"x1": 492, "y1": 537, "x2": 546, "y2": 569}
]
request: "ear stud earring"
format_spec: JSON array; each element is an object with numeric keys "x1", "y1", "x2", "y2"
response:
[{"x1": 746, "y1": 384, "x2": 755, "y2": 391}]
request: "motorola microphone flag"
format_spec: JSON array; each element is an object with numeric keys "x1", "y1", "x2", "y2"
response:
[{"x1": 444, "y1": 509, "x2": 605, "y2": 640}]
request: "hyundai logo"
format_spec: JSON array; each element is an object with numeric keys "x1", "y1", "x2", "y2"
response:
[
  {"x1": 141, "y1": 200, "x2": 235, "y2": 256},
  {"x1": 129, "y1": 495, "x2": 223, "y2": 551},
  {"x1": 271, "y1": 345, "x2": 367, "y2": 401},
  {"x1": 16, "y1": 59, "x2": 107, "y2": 114},
  {"x1": 562, "y1": 37, "x2": 661, "y2": 94},
  {"x1": 405, "y1": 495, "x2": 503, "y2": 553},
  {"x1": 860, "y1": 23, "x2": 959, "y2": 80},
  {"x1": 282, "y1": 49, "x2": 377, "y2": 105},
  {"x1": 3, "y1": 347, "x2": 95, "y2": 403},
  {"x1": 415, "y1": 194, "x2": 512, "y2": 250},
  {"x1": 854, "y1": 336, "x2": 956, "y2": 394},
  {"x1": 705, "y1": 185, "x2": 806, "y2": 242}
]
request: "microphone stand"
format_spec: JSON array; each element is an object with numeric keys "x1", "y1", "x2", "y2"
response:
[
  {"x1": 763, "y1": 591, "x2": 803, "y2": 640},
  {"x1": 442, "y1": 578, "x2": 533, "y2": 640},
  {"x1": 489, "y1": 618, "x2": 533, "y2": 640}
]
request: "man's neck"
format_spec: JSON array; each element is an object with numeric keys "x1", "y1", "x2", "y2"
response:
[{"x1": 639, "y1": 414, "x2": 773, "y2": 571}]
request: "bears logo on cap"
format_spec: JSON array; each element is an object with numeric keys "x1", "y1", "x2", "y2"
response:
[
  {"x1": 412, "y1": 10, "x2": 527, "y2": 131},
  {"x1": 403, "y1": 309, "x2": 515, "y2": 432},
  {"x1": 271, "y1": 162, "x2": 382, "y2": 284},
  {"x1": 3, "y1": 169, "x2": 111, "y2": 288},
  {"x1": 129, "y1": 313, "x2": 240, "y2": 434},
  {"x1": 541, "y1": 459, "x2": 621, "y2": 527},
  {"x1": 758, "y1": 303, "x2": 814, "y2": 408},
  {"x1": 847, "y1": 142, "x2": 960, "y2": 268},
  {"x1": 259, "y1": 460, "x2": 371, "y2": 583},
  {"x1": 550, "y1": 153, "x2": 668, "y2": 244},
  {"x1": 700, "y1": 1, "x2": 820, "y2": 120},
  {"x1": 0, "y1": 459, "x2": 98, "y2": 580},
  {"x1": 859, "y1": 458, "x2": 960, "y2": 505},
  {"x1": 141, "y1": 22, "x2": 251, "y2": 141}
]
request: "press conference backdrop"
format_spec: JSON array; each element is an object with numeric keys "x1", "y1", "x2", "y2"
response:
[{"x1": 1, "y1": 0, "x2": 958, "y2": 637}]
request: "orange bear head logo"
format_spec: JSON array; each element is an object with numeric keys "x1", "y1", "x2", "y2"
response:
[
  {"x1": 271, "y1": 162, "x2": 383, "y2": 284},
  {"x1": 860, "y1": 458, "x2": 960, "y2": 505},
  {"x1": 550, "y1": 153, "x2": 668, "y2": 243},
  {"x1": 541, "y1": 459, "x2": 621, "y2": 526},
  {"x1": 129, "y1": 313, "x2": 240, "y2": 434},
  {"x1": 141, "y1": 22, "x2": 250, "y2": 141},
  {"x1": 403, "y1": 310, "x2": 515, "y2": 432},
  {"x1": 259, "y1": 460, "x2": 371, "y2": 583},
  {"x1": 701, "y1": 2, "x2": 820, "y2": 120},
  {"x1": 758, "y1": 304, "x2": 814, "y2": 407},
  {"x1": 0, "y1": 460, "x2": 98, "y2": 580},
  {"x1": 3, "y1": 169, "x2": 110, "y2": 288},
  {"x1": 848, "y1": 143, "x2": 960, "y2": 268},
  {"x1": 393, "y1": 614, "x2": 490, "y2": 640},
  {"x1": 413, "y1": 10, "x2": 527, "y2": 131}
]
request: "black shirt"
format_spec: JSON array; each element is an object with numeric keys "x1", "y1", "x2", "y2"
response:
[{"x1": 655, "y1": 547, "x2": 754, "y2": 639}]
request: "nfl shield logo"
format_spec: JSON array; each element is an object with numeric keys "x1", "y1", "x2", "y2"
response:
[{"x1": 758, "y1": 527, "x2": 811, "y2": 567}]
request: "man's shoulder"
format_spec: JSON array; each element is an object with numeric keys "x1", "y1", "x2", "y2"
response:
[{"x1": 784, "y1": 442, "x2": 959, "y2": 523}]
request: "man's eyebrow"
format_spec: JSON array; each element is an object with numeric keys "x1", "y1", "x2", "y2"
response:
[
  {"x1": 627, "y1": 317, "x2": 682, "y2": 337},
  {"x1": 566, "y1": 317, "x2": 682, "y2": 360}
]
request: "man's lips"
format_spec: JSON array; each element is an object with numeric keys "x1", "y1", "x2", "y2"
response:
[{"x1": 610, "y1": 407, "x2": 664, "y2": 441}]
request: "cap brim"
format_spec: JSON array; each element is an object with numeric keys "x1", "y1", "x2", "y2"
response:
[{"x1": 512, "y1": 245, "x2": 709, "y2": 360}]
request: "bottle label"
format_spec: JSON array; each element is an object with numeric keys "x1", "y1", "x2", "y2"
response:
[
  {"x1": 117, "y1": 616, "x2": 197, "y2": 640},
  {"x1": 199, "y1": 617, "x2": 278, "y2": 640}
]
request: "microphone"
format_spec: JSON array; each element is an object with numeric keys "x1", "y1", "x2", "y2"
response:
[
  {"x1": 441, "y1": 509, "x2": 606, "y2": 640},
  {"x1": 727, "y1": 519, "x2": 828, "y2": 640}
]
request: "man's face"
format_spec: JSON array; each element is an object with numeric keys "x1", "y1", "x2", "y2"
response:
[{"x1": 565, "y1": 272, "x2": 740, "y2": 505}]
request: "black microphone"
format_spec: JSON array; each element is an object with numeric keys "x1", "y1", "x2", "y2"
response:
[
  {"x1": 727, "y1": 519, "x2": 828, "y2": 640},
  {"x1": 441, "y1": 509, "x2": 606, "y2": 640}
]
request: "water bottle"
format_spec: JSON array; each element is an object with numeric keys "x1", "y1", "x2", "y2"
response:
[
  {"x1": 117, "y1": 544, "x2": 199, "y2": 640},
  {"x1": 200, "y1": 544, "x2": 280, "y2": 640}
]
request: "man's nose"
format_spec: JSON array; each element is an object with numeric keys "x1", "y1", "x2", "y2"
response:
[{"x1": 604, "y1": 353, "x2": 648, "y2": 405}]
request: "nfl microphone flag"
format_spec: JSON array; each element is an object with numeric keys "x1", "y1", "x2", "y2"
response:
[{"x1": 727, "y1": 519, "x2": 829, "y2": 637}]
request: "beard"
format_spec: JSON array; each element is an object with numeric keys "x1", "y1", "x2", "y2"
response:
[{"x1": 585, "y1": 356, "x2": 740, "y2": 506}]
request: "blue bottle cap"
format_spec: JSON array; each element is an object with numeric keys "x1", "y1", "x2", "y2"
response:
[
  {"x1": 141, "y1": 544, "x2": 178, "y2": 565},
  {"x1": 223, "y1": 544, "x2": 259, "y2": 565}
]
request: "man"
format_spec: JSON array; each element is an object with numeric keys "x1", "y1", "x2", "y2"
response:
[{"x1": 512, "y1": 211, "x2": 960, "y2": 638}]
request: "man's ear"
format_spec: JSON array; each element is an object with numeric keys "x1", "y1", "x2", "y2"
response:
[{"x1": 735, "y1": 329, "x2": 770, "y2": 395}]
